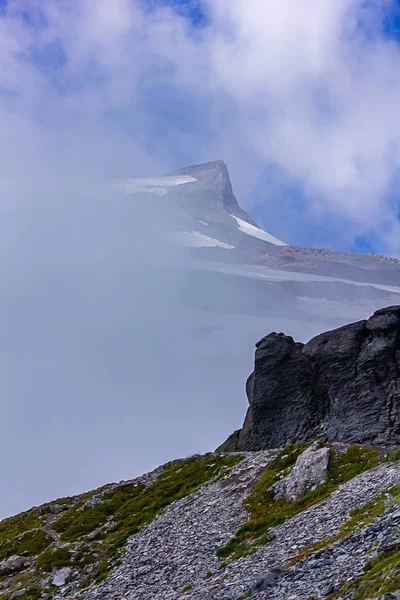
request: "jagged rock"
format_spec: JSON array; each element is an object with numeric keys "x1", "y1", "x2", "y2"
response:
[
  {"x1": 8, "y1": 589, "x2": 27, "y2": 600},
  {"x1": 0, "y1": 556, "x2": 28, "y2": 577},
  {"x1": 52, "y1": 567, "x2": 72, "y2": 587},
  {"x1": 217, "y1": 306, "x2": 400, "y2": 451},
  {"x1": 271, "y1": 443, "x2": 330, "y2": 502}
]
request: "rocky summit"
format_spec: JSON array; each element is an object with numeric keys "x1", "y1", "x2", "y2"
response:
[
  {"x1": 218, "y1": 305, "x2": 400, "y2": 452},
  {"x1": 2, "y1": 308, "x2": 400, "y2": 600}
]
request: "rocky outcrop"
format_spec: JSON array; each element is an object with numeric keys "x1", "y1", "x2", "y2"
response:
[
  {"x1": 271, "y1": 442, "x2": 330, "y2": 502},
  {"x1": 218, "y1": 306, "x2": 400, "y2": 451},
  {"x1": 0, "y1": 556, "x2": 28, "y2": 577}
]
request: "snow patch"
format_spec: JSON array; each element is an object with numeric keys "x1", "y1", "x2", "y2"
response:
[
  {"x1": 198, "y1": 220, "x2": 209, "y2": 226},
  {"x1": 173, "y1": 231, "x2": 235, "y2": 249},
  {"x1": 119, "y1": 175, "x2": 197, "y2": 196},
  {"x1": 230, "y1": 215, "x2": 286, "y2": 246}
]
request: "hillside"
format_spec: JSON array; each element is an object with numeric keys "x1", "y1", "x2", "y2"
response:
[
  {"x1": 4, "y1": 160, "x2": 400, "y2": 520},
  {"x1": 2, "y1": 306, "x2": 400, "y2": 600},
  {"x1": 1, "y1": 446, "x2": 400, "y2": 600}
]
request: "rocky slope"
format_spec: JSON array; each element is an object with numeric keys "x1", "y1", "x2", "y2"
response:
[
  {"x1": 5, "y1": 159, "x2": 400, "y2": 521},
  {"x1": 3, "y1": 300, "x2": 400, "y2": 600},
  {"x1": 218, "y1": 305, "x2": 400, "y2": 452},
  {"x1": 2, "y1": 445, "x2": 400, "y2": 600}
]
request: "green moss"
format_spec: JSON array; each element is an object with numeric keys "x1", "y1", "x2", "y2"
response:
[
  {"x1": 182, "y1": 583, "x2": 193, "y2": 592},
  {"x1": 36, "y1": 547, "x2": 72, "y2": 571},
  {"x1": 0, "y1": 585, "x2": 42, "y2": 600},
  {"x1": 95, "y1": 559, "x2": 111, "y2": 583},
  {"x1": 0, "y1": 529, "x2": 51, "y2": 560},
  {"x1": 339, "y1": 543, "x2": 400, "y2": 599},
  {"x1": 0, "y1": 453, "x2": 243, "y2": 591},
  {"x1": 0, "y1": 509, "x2": 43, "y2": 543},
  {"x1": 385, "y1": 446, "x2": 400, "y2": 462},
  {"x1": 217, "y1": 444, "x2": 379, "y2": 560},
  {"x1": 72, "y1": 544, "x2": 97, "y2": 568},
  {"x1": 52, "y1": 453, "x2": 243, "y2": 561},
  {"x1": 286, "y1": 484, "x2": 400, "y2": 567}
]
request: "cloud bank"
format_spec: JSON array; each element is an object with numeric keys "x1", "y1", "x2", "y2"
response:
[
  {"x1": 2, "y1": 0, "x2": 400, "y2": 252},
  {"x1": 3, "y1": 0, "x2": 400, "y2": 517}
]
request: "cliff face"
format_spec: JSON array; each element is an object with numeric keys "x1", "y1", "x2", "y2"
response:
[{"x1": 218, "y1": 305, "x2": 400, "y2": 452}]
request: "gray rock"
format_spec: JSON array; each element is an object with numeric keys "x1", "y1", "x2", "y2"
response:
[
  {"x1": 8, "y1": 590, "x2": 27, "y2": 600},
  {"x1": 217, "y1": 306, "x2": 400, "y2": 451},
  {"x1": 48, "y1": 504, "x2": 65, "y2": 514},
  {"x1": 321, "y1": 583, "x2": 335, "y2": 596},
  {"x1": 248, "y1": 569, "x2": 282, "y2": 593},
  {"x1": 52, "y1": 567, "x2": 72, "y2": 587},
  {"x1": 0, "y1": 556, "x2": 28, "y2": 577},
  {"x1": 271, "y1": 443, "x2": 330, "y2": 502}
]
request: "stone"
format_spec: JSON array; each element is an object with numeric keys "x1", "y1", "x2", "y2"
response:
[
  {"x1": 8, "y1": 590, "x2": 27, "y2": 600},
  {"x1": 321, "y1": 583, "x2": 335, "y2": 596},
  {"x1": 0, "y1": 556, "x2": 28, "y2": 577},
  {"x1": 52, "y1": 567, "x2": 72, "y2": 587},
  {"x1": 271, "y1": 443, "x2": 330, "y2": 502},
  {"x1": 248, "y1": 569, "x2": 282, "y2": 593},
  {"x1": 217, "y1": 306, "x2": 400, "y2": 451},
  {"x1": 48, "y1": 504, "x2": 65, "y2": 514}
]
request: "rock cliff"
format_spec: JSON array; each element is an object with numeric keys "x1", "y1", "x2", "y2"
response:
[{"x1": 218, "y1": 305, "x2": 400, "y2": 452}]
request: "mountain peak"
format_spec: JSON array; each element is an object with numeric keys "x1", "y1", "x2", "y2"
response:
[{"x1": 168, "y1": 160, "x2": 258, "y2": 225}]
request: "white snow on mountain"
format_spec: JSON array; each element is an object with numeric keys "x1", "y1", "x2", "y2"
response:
[
  {"x1": 173, "y1": 231, "x2": 235, "y2": 249},
  {"x1": 118, "y1": 175, "x2": 197, "y2": 196},
  {"x1": 230, "y1": 214, "x2": 287, "y2": 246}
]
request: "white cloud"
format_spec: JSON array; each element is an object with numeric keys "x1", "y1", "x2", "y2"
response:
[{"x1": 1, "y1": 0, "x2": 400, "y2": 254}]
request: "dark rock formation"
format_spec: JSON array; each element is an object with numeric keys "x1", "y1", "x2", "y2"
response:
[{"x1": 217, "y1": 306, "x2": 400, "y2": 451}]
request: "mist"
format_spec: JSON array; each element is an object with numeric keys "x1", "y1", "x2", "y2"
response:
[{"x1": 3, "y1": 0, "x2": 400, "y2": 517}]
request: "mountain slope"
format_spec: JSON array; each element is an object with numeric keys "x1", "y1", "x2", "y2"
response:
[
  {"x1": 3, "y1": 311, "x2": 400, "y2": 600},
  {"x1": 2, "y1": 446, "x2": 400, "y2": 600},
  {"x1": 2, "y1": 159, "x2": 400, "y2": 520}
]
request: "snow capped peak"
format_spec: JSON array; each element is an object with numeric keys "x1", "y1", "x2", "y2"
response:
[
  {"x1": 118, "y1": 175, "x2": 197, "y2": 195},
  {"x1": 230, "y1": 214, "x2": 287, "y2": 247}
]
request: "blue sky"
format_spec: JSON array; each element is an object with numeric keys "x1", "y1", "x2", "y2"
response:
[{"x1": 2, "y1": 0, "x2": 400, "y2": 256}]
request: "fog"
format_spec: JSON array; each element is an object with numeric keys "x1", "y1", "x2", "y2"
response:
[
  {"x1": 1, "y1": 173, "x2": 345, "y2": 518},
  {"x1": 3, "y1": 0, "x2": 400, "y2": 518}
]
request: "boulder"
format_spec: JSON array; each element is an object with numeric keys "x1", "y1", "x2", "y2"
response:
[
  {"x1": 8, "y1": 589, "x2": 27, "y2": 600},
  {"x1": 217, "y1": 306, "x2": 400, "y2": 451},
  {"x1": 271, "y1": 443, "x2": 330, "y2": 502},
  {"x1": 52, "y1": 567, "x2": 72, "y2": 587},
  {"x1": 0, "y1": 556, "x2": 28, "y2": 577}
]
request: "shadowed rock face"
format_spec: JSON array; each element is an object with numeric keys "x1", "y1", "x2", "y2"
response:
[{"x1": 217, "y1": 306, "x2": 400, "y2": 451}]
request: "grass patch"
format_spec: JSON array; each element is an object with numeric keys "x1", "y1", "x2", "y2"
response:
[
  {"x1": 386, "y1": 446, "x2": 400, "y2": 462},
  {"x1": 339, "y1": 543, "x2": 400, "y2": 599},
  {"x1": 0, "y1": 453, "x2": 243, "y2": 591},
  {"x1": 0, "y1": 529, "x2": 51, "y2": 561},
  {"x1": 182, "y1": 583, "x2": 193, "y2": 592},
  {"x1": 95, "y1": 559, "x2": 111, "y2": 583},
  {"x1": 49, "y1": 453, "x2": 244, "y2": 579},
  {"x1": 0, "y1": 585, "x2": 42, "y2": 600},
  {"x1": 286, "y1": 484, "x2": 400, "y2": 567},
  {"x1": 36, "y1": 547, "x2": 72, "y2": 571},
  {"x1": 0, "y1": 509, "x2": 43, "y2": 543},
  {"x1": 217, "y1": 444, "x2": 379, "y2": 560}
]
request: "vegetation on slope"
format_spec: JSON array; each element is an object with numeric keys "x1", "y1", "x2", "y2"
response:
[
  {"x1": 285, "y1": 483, "x2": 400, "y2": 567},
  {"x1": 338, "y1": 539, "x2": 400, "y2": 599},
  {"x1": 0, "y1": 453, "x2": 243, "y2": 599},
  {"x1": 217, "y1": 444, "x2": 379, "y2": 560}
]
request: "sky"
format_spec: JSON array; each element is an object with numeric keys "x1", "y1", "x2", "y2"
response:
[
  {"x1": 3, "y1": 0, "x2": 400, "y2": 518},
  {"x1": 1, "y1": 0, "x2": 400, "y2": 255}
]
